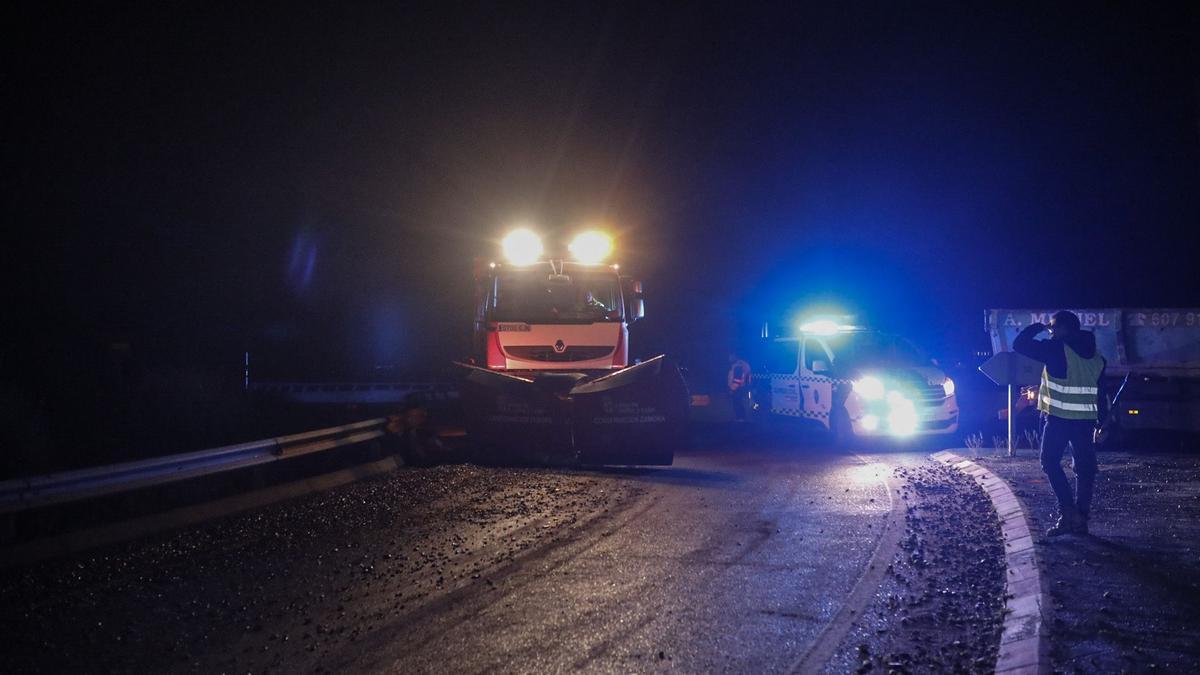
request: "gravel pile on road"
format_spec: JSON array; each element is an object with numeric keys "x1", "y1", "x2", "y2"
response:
[
  {"x1": 829, "y1": 462, "x2": 1007, "y2": 674},
  {"x1": 0, "y1": 463, "x2": 642, "y2": 674}
]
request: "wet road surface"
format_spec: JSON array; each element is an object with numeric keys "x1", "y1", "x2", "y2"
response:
[
  {"x1": 3, "y1": 433, "x2": 953, "y2": 673},
  {"x1": 355, "y1": 440, "x2": 899, "y2": 673}
]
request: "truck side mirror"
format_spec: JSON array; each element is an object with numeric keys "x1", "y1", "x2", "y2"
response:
[
  {"x1": 627, "y1": 280, "x2": 645, "y2": 321},
  {"x1": 812, "y1": 360, "x2": 830, "y2": 375}
]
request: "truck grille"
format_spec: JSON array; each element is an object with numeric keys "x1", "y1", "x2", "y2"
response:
[{"x1": 505, "y1": 345, "x2": 615, "y2": 362}]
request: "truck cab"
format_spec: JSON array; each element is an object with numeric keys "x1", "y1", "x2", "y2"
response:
[
  {"x1": 459, "y1": 228, "x2": 681, "y2": 467},
  {"x1": 752, "y1": 325, "x2": 959, "y2": 440},
  {"x1": 472, "y1": 260, "x2": 644, "y2": 373}
]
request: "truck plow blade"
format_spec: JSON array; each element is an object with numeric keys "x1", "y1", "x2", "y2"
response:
[
  {"x1": 459, "y1": 367, "x2": 576, "y2": 464},
  {"x1": 570, "y1": 355, "x2": 687, "y2": 466},
  {"x1": 457, "y1": 355, "x2": 687, "y2": 466}
]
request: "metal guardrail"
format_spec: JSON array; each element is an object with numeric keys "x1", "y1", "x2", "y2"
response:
[{"x1": 0, "y1": 418, "x2": 388, "y2": 515}]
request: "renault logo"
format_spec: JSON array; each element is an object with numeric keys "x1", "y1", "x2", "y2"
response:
[{"x1": 553, "y1": 339, "x2": 566, "y2": 353}]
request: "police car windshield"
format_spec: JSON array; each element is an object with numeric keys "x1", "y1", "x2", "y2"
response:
[
  {"x1": 492, "y1": 271, "x2": 621, "y2": 324},
  {"x1": 830, "y1": 331, "x2": 927, "y2": 371}
]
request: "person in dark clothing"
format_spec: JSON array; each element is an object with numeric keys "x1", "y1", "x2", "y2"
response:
[
  {"x1": 1014, "y1": 310, "x2": 1109, "y2": 536},
  {"x1": 727, "y1": 352, "x2": 751, "y2": 422},
  {"x1": 382, "y1": 395, "x2": 453, "y2": 467}
]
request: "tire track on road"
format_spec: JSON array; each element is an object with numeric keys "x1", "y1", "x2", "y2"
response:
[
  {"x1": 790, "y1": 453, "x2": 905, "y2": 674},
  {"x1": 328, "y1": 487, "x2": 659, "y2": 673}
]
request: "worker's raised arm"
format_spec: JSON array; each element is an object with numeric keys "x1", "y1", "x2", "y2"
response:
[{"x1": 1012, "y1": 322, "x2": 1057, "y2": 365}]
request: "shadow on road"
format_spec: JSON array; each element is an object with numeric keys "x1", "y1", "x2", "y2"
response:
[
  {"x1": 687, "y1": 422, "x2": 957, "y2": 457},
  {"x1": 1076, "y1": 536, "x2": 1200, "y2": 601},
  {"x1": 584, "y1": 465, "x2": 741, "y2": 486}
]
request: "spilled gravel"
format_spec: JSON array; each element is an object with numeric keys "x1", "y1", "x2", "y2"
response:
[
  {"x1": 0, "y1": 463, "x2": 643, "y2": 674},
  {"x1": 828, "y1": 462, "x2": 1007, "y2": 674}
]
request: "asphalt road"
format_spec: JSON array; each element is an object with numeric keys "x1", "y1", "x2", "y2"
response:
[{"x1": 3, "y1": 431, "x2": 939, "y2": 674}]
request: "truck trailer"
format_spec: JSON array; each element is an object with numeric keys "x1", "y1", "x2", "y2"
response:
[{"x1": 986, "y1": 308, "x2": 1200, "y2": 435}]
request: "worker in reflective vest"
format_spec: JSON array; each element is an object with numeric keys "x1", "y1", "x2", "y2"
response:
[{"x1": 1014, "y1": 310, "x2": 1108, "y2": 536}]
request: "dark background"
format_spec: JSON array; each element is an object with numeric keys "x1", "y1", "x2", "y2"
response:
[{"x1": 5, "y1": 2, "x2": 1199, "y2": 470}]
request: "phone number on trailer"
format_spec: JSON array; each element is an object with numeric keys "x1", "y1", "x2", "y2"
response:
[{"x1": 1127, "y1": 312, "x2": 1200, "y2": 327}]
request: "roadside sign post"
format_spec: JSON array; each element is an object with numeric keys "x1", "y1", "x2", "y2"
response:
[
  {"x1": 978, "y1": 351, "x2": 1043, "y2": 456},
  {"x1": 1007, "y1": 383, "x2": 1013, "y2": 457}
]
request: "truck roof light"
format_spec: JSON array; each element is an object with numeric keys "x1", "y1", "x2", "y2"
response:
[
  {"x1": 501, "y1": 228, "x2": 543, "y2": 266},
  {"x1": 568, "y1": 230, "x2": 613, "y2": 264}
]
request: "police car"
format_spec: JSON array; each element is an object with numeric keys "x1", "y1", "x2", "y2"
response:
[{"x1": 750, "y1": 320, "x2": 959, "y2": 441}]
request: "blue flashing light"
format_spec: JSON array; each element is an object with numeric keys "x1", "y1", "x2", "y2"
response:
[{"x1": 799, "y1": 319, "x2": 841, "y2": 336}]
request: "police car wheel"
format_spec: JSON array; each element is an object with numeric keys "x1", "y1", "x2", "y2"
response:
[{"x1": 831, "y1": 409, "x2": 855, "y2": 446}]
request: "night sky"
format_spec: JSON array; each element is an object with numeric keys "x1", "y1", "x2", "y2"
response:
[{"x1": 10, "y1": 2, "x2": 1200, "y2": 383}]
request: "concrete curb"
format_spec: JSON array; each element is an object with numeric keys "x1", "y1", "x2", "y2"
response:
[{"x1": 931, "y1": 451, "x2": 1049, "y2": 675}]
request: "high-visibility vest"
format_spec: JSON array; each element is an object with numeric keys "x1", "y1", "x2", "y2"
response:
[
  {"x1": 1037, "y1": 344, "x2": 1103, "y2": 420},
  {"x1": 728, "y1": 360, "x2": 751, "y2": 391}
]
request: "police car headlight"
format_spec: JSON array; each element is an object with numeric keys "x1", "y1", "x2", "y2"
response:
[
  {"x1": 853, "y1": 376, "x2": 885, "y2": 401},
  {"x1": 942, "y1": 378, "x2": 955, "y2": 397},
  {"x1": 887, "y1": 408, "x2": 919, "y2": 437},
  {"x1": 886, "y1": 393, "x2": 918, "y2": 436}
]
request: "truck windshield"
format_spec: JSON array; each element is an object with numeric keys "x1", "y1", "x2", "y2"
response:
[
  {"x1": 829, "y1": 331, "x2": 928, "y2": 371},
  {"x1": 492, "y1": 271, "x2": 622, "y2": 324}
]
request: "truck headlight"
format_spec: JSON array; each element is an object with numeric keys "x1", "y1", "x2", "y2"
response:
[
  {"x1": 942, "y1": 378, "x2": 955, "y2": 397},
  {"x1": 853, "y1": 376, "x2": 885, "y2": 400}
]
